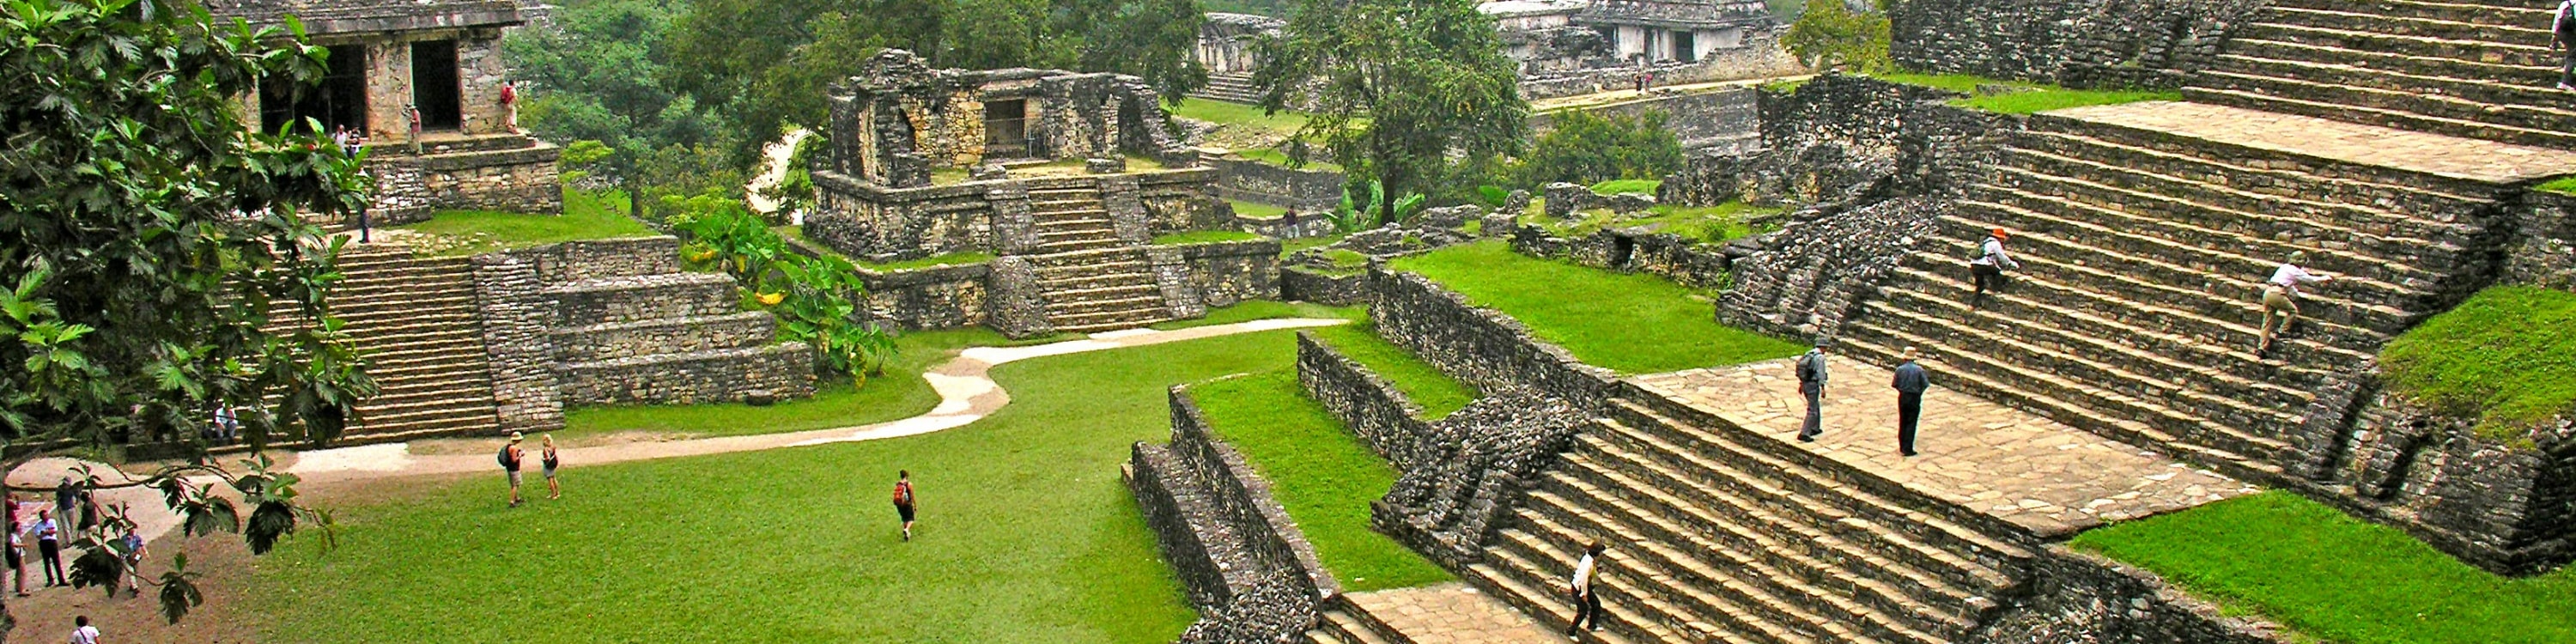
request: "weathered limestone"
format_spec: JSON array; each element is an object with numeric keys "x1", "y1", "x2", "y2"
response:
[
  {"x1": 514, "y1": 237, "x2": 814, "y2": 406},
  {"x1": 2183, "y1": 0, "x2": 2576, "y2": 149},
  {"x1": 1305, "y1": 584, "x2": 1568, "y2": 644},
  {"x1": 1891, "y1": 0, "x2": 2265, "y2": 89},
  {"x1": 1127, "y1": 386, "x2": 1336, "y2": 643},
  {"x1": 313, "y1": 244, "x2": 505, "y2": 442}
]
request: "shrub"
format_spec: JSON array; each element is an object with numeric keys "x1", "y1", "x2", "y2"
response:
[
  {"x1": 671, "y1": 207, "x2": 894, "y2": 381},
  {"x1": 1784, "y1": 0, "x2": 1891, "y2": 73},
  {"x1": 1512, "y1": 110, "x2": 1683, "y2": 189}
]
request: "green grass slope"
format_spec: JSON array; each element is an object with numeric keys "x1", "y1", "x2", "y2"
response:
[
  {"x1": 1388, "y1": 240, "x2": 1803, "y2": 374},
  {"x1": 1189, "y1": 372, "x2": 1453, "y2": 592},
  {"x1": 2381, "y1": 286, "x2": 2576, "y2": 440}
]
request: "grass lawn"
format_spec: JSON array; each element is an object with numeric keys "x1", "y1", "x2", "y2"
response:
[
  {"x1": 860, "y1": 252, "x2": 995, "y2": 271},
  {"x1": 1171, "y1": 99, "x2": 1307, "y2": 137},
  {"x1": 1304, "y1": 322, "x2": 1477, "y2": 420},
  {"x1": 1230, "y1": 200, "x2": 1290, "y2": 220},
  {"x1": 1151, "y1": 230, "x2": 1266, "y2": 246},
  {"x1": 1230, "y1": 148, "x2": 1344, "y2": 173},
  {"x1": 397, "y1": 189, "x2": 656, "y2": 256},
  {"x1": 1869, "y1": 72, "x2": 2182, "y2": 114},
  {"x1": 1189, "y1": 371, "x2": 1454, "y2": 592},
  {"x1": 1589, "y1": 179, "x2": 1661, "y2": 195},
  {"x1": 1282, "y1": 234, "x2": 1347, "y2": 256},
  {"x1": 252, "y1": 331, "x2": 1340, "y2": 643},
  {"x1": 1530, "y1": 201, "x2": 1781, "y2": 245},
  {"x1": 2074, "y1": 491, "x2": 2576, "y2": 644},
  {"x1": 2537, "y1": 176, "x2": 2576, "y2": 196},
  {"x1": 1388, "y1": 240, "x2": 1804, "y2": 374},
  {"x1": 557, "y1": 327, "x2": 1016, "y2": 440},
  {"x1": 2379, "y1": 286, "x2": 2576, "y2": 440},
  {"x1": 1149, "y1": 300, "x2": 1365, "y2": 331}
]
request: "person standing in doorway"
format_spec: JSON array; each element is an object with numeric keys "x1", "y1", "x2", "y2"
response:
[
  {"x1": 2257, "y1": 251, "x2": 2335, "y2": 355},
  {"x1": 1968, "y1": 228, "x2": 2020, "y2": 309},
  {"x1": 542, "y1": 434, "x2": 562, "y2": 500},
  {"x1": 2555, "y1": 0, "x2": 2576, "y2": 90},
  {"x1": 403, "y1": 103, "x2": 423, "y2": 155},
  {"x1": 1795, "y1": 340, "x2": 1830, "y2": 442},
  {"x1": 500, "y1": 80, "x2": 520, "y2": 133},
  {"x1": 1566, "y1": 540, "x2": 1605, "y2": 635},
  {"x1": 892, "y1": 471, "x2": 917, "y2": 541},
  {"x1": 1892, "y1": 348, "x2": 1931, "y2": 457},
  {"x1": 500, "y1": 432, "x2": 526, "y2": 508},
  {"x1": 27, "y1": 509, "x2": 61, "y2": 587},
  {"x1": 67, "y1": 616, "x2": 99, "y2": 644}
]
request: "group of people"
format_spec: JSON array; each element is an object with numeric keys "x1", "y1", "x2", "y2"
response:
[
  {"x1": 496, "y1": 432, "x2": 564, "y2": 507},
  {"x1": 0, "y1": 478, "x2": 153, "y2": 644}
]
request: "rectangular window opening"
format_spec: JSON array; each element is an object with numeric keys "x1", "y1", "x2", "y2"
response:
[
  {"x1": 410, "y1": 40, "x2": 463, "y2": 131},
  {"x1": 258, "y1": 44, "x2": 368, "y2": 135}
]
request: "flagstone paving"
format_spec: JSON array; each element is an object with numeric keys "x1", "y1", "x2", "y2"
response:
[{"x1": 1344, "y1": 582, "x2": 1570, "y2": 644}]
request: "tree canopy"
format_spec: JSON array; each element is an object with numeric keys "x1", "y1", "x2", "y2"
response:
[
  {"x1": 1514, "y1": 110, "x2": 1685, "y2": 188},
  {"x1": 1255, "y1": 0, "x2": 1528, "y2": 220}
]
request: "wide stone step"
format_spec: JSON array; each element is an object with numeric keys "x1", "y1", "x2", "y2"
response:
[
  {"x1": 545, "y1": 272, "x2": 741, "y2": 326},
  {"x1": 1040, "y1": 271, "x2": 1157, "y2": 294},
  {"x1": 1995, "y1": 142, "x2": 2475, "y2": 258},
  {"x1": 1036, "y1": 218, "x2": 1118, "y2": 234},
  {"x1": 1052, "y1": 283, "x2": 1163, "y2": 301},
  {"x1": 2215, "y1": 44, "x2": 2570, "y2": 107},
  {"x1": 329, "y1": 293, "x2": 481, "y2": 319},
  {"x1": 1310, "y1": 610, "x2": 1392, "y2": 644},
  {"x1": 2258, "y1": 5, "x2": 2550, "y2": 42},
  {"x1": 2197, "y1": 66, "x2": 2576, "y2": 137},
  {"x1": 1894, "y1": 244, "x2": 2391, "y2": 355},
  {"x1": 1049, "y1": 301, "x2": 1167, "y2": 326},
  {"x1": 1505, "y1": 512, "x2": 1839, "y2": 644},
  {"x1": 1579, "y1": 421, "x2": 2014, "y2": 602},
  {"x1": 2269, "y1": 0, "x2": 2552, "y2": 28},
  {"x1": 1048, "y1": 294, "x2": 1165, "y2": 318},
  {"x1": 1835, "y1": 328, "x2": 2292, "y2": 485},
  {"x1": 1466, "y1": 543, "x2": 1681, "y2": 644},
  {"x1": 2237, "y1": 21, "x2": 2557, "y2": 68},
  {"x1": 352, "y1": 398, "x2": 496, "y2": 429},
  {"x1": 2182, "y1": 84, "x2": 2576, "y2": 154},
  {"x1": 2226, "y1": 36, "x2": 2560, "y2": 90},
  {"x1": 2020, "y1": 113, "x2": 2503, "y2": 200},
  {"x1": 1941, "y1": 206, "x2": 2419, "y2": 332},
  {"x1": 1966, "y1": 185, "x2": 2436, "y2": 301},
  {"x1": 1978, "y1": 167, "x2": 2451, "y2": 289},
  {"x1": 1885, "y1": 260, "x2": 2365, "y2": 376}
]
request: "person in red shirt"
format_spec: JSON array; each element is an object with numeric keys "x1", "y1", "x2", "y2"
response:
[
  {"x1": 499, "y1": 80, "x2": 519, "y2": 133},
  {"x1": 891, "y1": 471, "x2": 916, "y2": 541}
]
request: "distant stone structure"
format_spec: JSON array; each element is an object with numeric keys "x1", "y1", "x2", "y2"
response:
[
  {"x1": 210, "y1": 0, "x2": 563, "y2": 223},
  {"x1": 1194, "y1": 12, "x2": 1285, "y2": 103},
  {"x1": 807, "y1": 50, "x2": 1275, "y2": 337}
]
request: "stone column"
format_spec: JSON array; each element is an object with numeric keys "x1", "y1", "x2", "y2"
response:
[
  {"x1": 471, "y1": 252, "x2": 565, "y2": 434},
  {"x1": 987, "y1": 183, "x2": 1036, "y2": 255},
  {"x1": 1103, "y1": 175, "x2": 1151, "y2": 246}
]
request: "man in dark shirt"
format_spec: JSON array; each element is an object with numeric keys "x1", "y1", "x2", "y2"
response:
[
  {"x1": 1795, "y1": 341, "x2": 1829, "y2": 442},
  {"x1": 1891, "y1": 349, "x2": 1931, "y2": 457}
]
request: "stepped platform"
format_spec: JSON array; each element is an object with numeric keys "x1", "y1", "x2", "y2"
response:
[
  {"x1": 1308, "y1": 583, "x2": 1571, "y2": 644},
  {"x1": 2045, "y1": 101, "x2": 2576, "y2": 185},
  {"x1": 1630, "y1": 359, "x2": 2256, "y2": 539}
]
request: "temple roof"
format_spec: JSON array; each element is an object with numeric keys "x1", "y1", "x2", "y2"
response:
[{"x1": 201, "y1": 0, "x2": 525, "y2": 35}]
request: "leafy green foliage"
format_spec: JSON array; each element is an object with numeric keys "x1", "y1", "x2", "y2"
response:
[
  {"x1": 1191, "y1": 371, "x2": 1455, "y2": 591},
  {"x1": 1784, "y1": 0, "x2": 1891, "y2": 73},
  {"x1": 505, "y1": 0, "x2": 738, "y2": 193},
  {"x1": 2074, "y1": 491, "x2": 2576, "y2": 644},
  {"x1": 1256, "y1": 0, "x2": 1528, "y2": 221},
  {"x1": 1389, "y1": 241, "x2": 1805, "y2": 373},
  {"x1": 1514, "y1": 111, "x2": 1685, "y2": 189},
  {"x1": 2381, "y1": 286, "x2": 2576, "y2": 439},
  {"x1": 2537, "y1": 176, "x2": 2576, "y2": 196},
  {"x1": 1589, "y1": 179, "x2": 1664, "y2": 196},
  {"x1": 674, "y1": 207, "x2": 893, "y2": 380}
]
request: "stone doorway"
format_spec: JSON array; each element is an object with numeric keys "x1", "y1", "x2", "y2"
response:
[
  {"x1": 258, "y1": 44, "x2": 368, "y2": 135},
  {"x1": 984, "y1": 99, "x2": 1030, "y2": 158},
  {"x1": 1671, "y1": 30, "x2": 1697, "y2": 63},
  {"x1": 410, "y1": 39, "x2": 463, "y2": 131}
]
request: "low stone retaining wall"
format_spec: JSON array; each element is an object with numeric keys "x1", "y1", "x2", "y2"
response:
[
  {"x1": 2283, "y1": 368, "x2": 2576, "y2": 576},
  {"x1": 1206, "y1": 153, "x2": 1341, "y2": 212},
  {"x1": 858, "y1": 262, "x2": 993, "y2": 331},
  {"x1": 1127, "y1": 386, "x2": 1335, "y2": 642},
  {"x1": 1974, "y1": 546, "x2": 2292, "y2": 643},
  {"x1": 1891, "y1": 0, "x2": 2263, "y2": 89},
  {"x1": 413, "y1": 143, "x2": 566, "y2": 215},
  {"x1": 1504, "y1": 222, "x2": 1733, "y2": 290},
  {"x1": 1280, "y1": 267, "x2": 1366, "y2": 306},
  {"x1": 549, "y1": 312, "x2": 777, "y2": 362},
  {"x1": 1534, "y1": 87, "x2": 1762, "y2": 155},
  {"x1": 1365, "y1": 269, "x2": 1617, "y2": 408},
  {"x1": 471, "y1": 252, "x2": 566, "y2": 435},
  {"x1": 1517, "y1": 32, "x2": 1804, "y2": 100},
  {"x1": 555, "y1": 343, "x2": 815, "y2": 405},
  {"x1": 1295, "y1": 333, "x2": 1438, "y2": 471},
  {"x1": 518, "y1": 235, "x2": 681, "y2": 283},
  {"x1": 1150, "y1": 240, "x2": 1283, "y2": 321},
  {"x1": 2507, "y1": 190, "x2": 2576, "y2": 292}
]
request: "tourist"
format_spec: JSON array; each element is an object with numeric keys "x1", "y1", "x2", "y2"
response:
[
  {"x1": 355, "y1": 167, "x2": 373, "y2": 243},
  {"x1": 1565, "y1": 540, "x2": 1604, "y2": 635},
  {"x1": 1968, "y1": 228, "x2": 2020, "y2": 309},
  {"x1": 118, "y1": 521, "x2": 144, "y2": 598},
  {"x1": 75, "y1": 484, "x2": 96, "y2": 538},
  {"x1": 67, "y1": 616, "x2": 99, "y2": 644},
  {"x1": 210, "y1": 404, "x2": 240, "y2": 444},
  {"x1": 1795, "y1": 340, "x2": 1830, "y2": 442},
  {"x1": 2257, "y1": 251, "x2": 2335, "y2": 354},
  {"x1": 50, "y1": 478, "x2": 73, "y2": 542},
  {"x1": 499, "y1": 432, "x2": 526, "y2": 508},
  {"x1": 2555, "y1": 0, "x2": 2576, "y2": 90},
  {"x1": 542, "y1": 434, "x2": 562, "y2": 500},
  {"x1": 403, "y1": 103, "x2": 423, "y2": 155},
  {"x1": 27, "y1": 508, "x2": 61, "y2": 587},
  {"x1": 892, "y1": 471, "x2": 917, "y2": 541},
  {"x1": 7, "y1": 495, "x2": 26, "y2": 597},
  {"x1": 1891, "y1": 348, "x2": 1930, "y2": 457},
  {"x1": 500, "y1": 80, "x2": 520, "y2": 133},
  {"x1": 330, "y1": 125, "x2": 350, "y2": 156}
]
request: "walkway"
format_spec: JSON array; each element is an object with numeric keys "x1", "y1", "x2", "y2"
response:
[
  {"x1": 1630, "y1": 358, "x2": 2258, "y2": 538},
  {"x1": 1344, "y1": 583, "x2": 1569, "y2": 644},
  {"x1": 2050, "y1": 101, "x2": 2576, "y2": 184}
]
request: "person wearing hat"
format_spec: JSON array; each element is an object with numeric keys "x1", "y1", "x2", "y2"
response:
[
  {"x1": 1891, "y1": 347, "x2": 1931, "y2": 457},
  {"x1": 2257, "y1": 251, "x2": 2335, "y2": 354},
  {"x1": 1795, "y1": 339, "x2": 1831, "y2": 442},
  {"x1": 499, "y1": 432, "x2": 527, "y2": 507},
  {"x1": 1968, "y1": 228, "x2": 2021, "y2": 309}
]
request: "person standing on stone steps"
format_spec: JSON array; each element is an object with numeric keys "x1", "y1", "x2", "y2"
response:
[
  {"x1": 1968, "y1": 228, "x2": 2020, "y2": 309},
  {"x1": 1796, "y1": 340, "x2": 1830, "y2": 442},
  {"x1": 1892, "y1": 348, "x2": 1930, "y2": 457},
  {"x1": 1567, "y1": 539, "x2": 1605, "y2": 635},
  {"x1": 2257, "y1": 251, "x2": 2335, "y2": 355},
  {"x1": 2553, "y1": 0, "x2": 2576, "y2": 90}
]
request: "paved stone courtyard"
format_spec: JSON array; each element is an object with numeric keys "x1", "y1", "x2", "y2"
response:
[
  {"x1": 2050, "y1": 101, "x2": 2576, "y2": 184},
  {"x1": 1630, "y1": 358, "x2": 2260, "y2": 538},
  {"x1": 1345, "y1": 582, "x2": 1569, "y2": 644}
]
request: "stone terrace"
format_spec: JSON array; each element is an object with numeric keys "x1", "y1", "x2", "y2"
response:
[
  {"x1": 2186, "y1": 0, "x2": 2576, "y2": 149},
  {"x1": 1309, "y1": 583, "x2": 1569, "y2": 644}
]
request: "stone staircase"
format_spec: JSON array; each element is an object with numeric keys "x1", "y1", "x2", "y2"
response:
[
  {"x1": 1461, "y1": 388, "x2": 2035, "y2": 644},
  {"x1": 1022, "y1": 185, "x2": 1169, "y2": 333},
  {"x1": 1840, "y1": 112, "x2": 2504, "y2": 483},
  {"x1": 1191, "y1": 73, "x2": 1265, "y2": 105},
  {"x1": 2185, "y1": 0, "x2": 2576, "y2": 149},
  {"x1": 325, "y1": 244, "x2": 501, "y2": 441},
  {"x1": 542, "y1": 238, "x2": 814, "y2": 405}
]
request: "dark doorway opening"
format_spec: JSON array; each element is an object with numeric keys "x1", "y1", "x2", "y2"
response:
[
  {"x1": 984, "y1": 99, "x2": 1030, "y2": 158},
  {"x1": 1609, "y1": 235, "x2": 1637, "y2": 269},
  {"x1": 1672, "y1": 31, "x2": 1698, "y2": 63},
  {"x1": 258, "y1": 44, "x2": 368, "y2": 135},
  {"x1": 410, "y1": 40, "x2": 462, "y2": 131}
]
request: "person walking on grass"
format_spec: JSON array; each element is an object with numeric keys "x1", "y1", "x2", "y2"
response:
[
  {"x1": 892, "y1": 471, "x2": 917, "y2": 541},
  {"x1": 2555, "y1": 0, "x2": 2576, "y2": 90},
  {"x1": 499, "y1": 432, "x2": 527, "y2": 508},
  {"x1": 1892, "y1": 348, "x2": 1931, "y2": 457},
  {"x1": 542, "y1": 434, "x2": 562, "y2": 500},
  {"x1": 1968, "y1": 228, "x2": 2020, "y2": 309},
  {"x1": 1566, "y1": 540, "x2": 1605, "y2": 635},
  {"x1": 2257, "y1": 251, "x2": 2335, "y2": 355},
  {"x1": 28, "y1": 509, "x2": 61, "y2": 587},
  {"x1": 1795, "y1": 340, "x2": 1830, "y2": 442}
]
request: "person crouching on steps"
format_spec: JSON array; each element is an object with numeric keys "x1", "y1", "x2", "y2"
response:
[
  {"x1": 1969, "y1": 228, "x2": 2020, "y2": 309},
  {"x1": 892, "y1": 471, "x2": 917, "y2": 541},
  {"x1": 1568, "y1": 540, "x2": 1605, "y2": 635},
  {"x1": 2257, "y1": 251, "x2": 2334, "y2": 355},
  {"x1": 499, "y1": 432, "x2": 526, "y2": 507}
]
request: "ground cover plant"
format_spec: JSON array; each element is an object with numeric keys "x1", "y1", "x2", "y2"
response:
[
  {"x1": 399, "y1": 189, "x2": 656, "y2": 256},
  {"x1": 1589, "y1": 179, "x2": 1661, "y2": 195},
  {"x1": 2073, "y1": 491, "x2": 2576, "y2": 644},
  {"x1": 1870, "y1": 72, "x2": 2181, "y2": 114},
  {"x1": 252, "y1": 331, "x2": 1339, "y2": 642},
  {"x1": 1388, "y1": 241, "x2": 1803, "y2": 374},
  {"x1": 1229, "y1": 200, "x2": 1290, "y2": 219},
  {"x1": 1190, "y1": 372, "x2": 1454, "y2": 592},
  {"x1": 1527, "y1": 201, "x2": 1780, "y2": 245},
  {"x1": 1149, "y1": 300, "x2": 1364, "y2": 331},
  {"x1": 2379, "y1": 285, "x2": 2576, "y2": 440},
  {"x1": 1304, "y1": 324, "x2": 1477, "y2": 419},
  {"x1": 559, "y1": 327, "x2": 1020, "y2": 439},
  {"x1": 2536, "y1": 176, "x2": 2576, "y2": 196}
]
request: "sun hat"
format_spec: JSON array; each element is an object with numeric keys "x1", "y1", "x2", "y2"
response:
[{"x1": 508, "y1": 431, "x2": 524, "y2": 442}]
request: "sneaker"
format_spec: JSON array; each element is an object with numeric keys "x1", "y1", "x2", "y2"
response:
[{"x1": 2559, "y1": 82, "x2": 2573, "y2": 91}]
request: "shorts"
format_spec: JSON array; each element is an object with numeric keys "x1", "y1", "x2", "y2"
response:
[
  {"x1": 544, "y1": 464, "x2": 558, "y2": 479},
  {"x1": 896, "y1": 502, "x2": 916, "y2": 522},
  {"x1": 507, "y1": 470, "x2": 523, "y2": 487}
]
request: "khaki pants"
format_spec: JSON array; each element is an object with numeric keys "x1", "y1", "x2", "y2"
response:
[{"x1": 2259, "y1": 284, "x2": 2298, "y2": 349}]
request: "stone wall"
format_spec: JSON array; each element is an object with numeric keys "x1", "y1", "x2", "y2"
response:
[
  {"x1": 2506, "y1": 190, "x2": 2576, "y2": 292},
  {"x1": 1279, "y1": 268, "x2": 1367, "y2": 306},
  {"x1": 1206, "y1": 154, "x2": 1343, "y2": 212},
  {"x1": 823, "y1": 49, "x2": 1195, "y2": 187},
  {"x1": 1373, "y1": 392, "x2": 1588, "y2": 568},
  {"x1": 2289, "y1": 370, "x2": 2576, "y2": 575},
  {"x1": 1151, "y1": 240, "x2": 1283, "y2": 319},
  {"x1": 1365, "y1": 269, "x2": 1619, "y2": 406},
  {"x1": 523, "y1": 236, "x2": 682, "y2": 283},
  {"x1": 858, "y1": 263, "x2": 993, "y2": 331},
  {"x1": 1533, "y1": 87, "x2": 1763, "y2": 155},
  {"x1": 407, "y1": 143, "x2": 564, "y2": 214},
  {"x1": 1140, "y1": 169, "x2": 1231, "y2": 234},
  {"x1": 555, "y1": 343, "x2": 816, "y2": 404},
  {"x1": 515, "y1": 238, "x2": 817, "y2": 407},
  {"x1": 1128, "y1": 386, "x2": 1335, "y2": 642},
  {"x1": 1889, "y1": 0, "x2": 2265, "y2": 89},
  {"x1": 1972, "y1": 546, "x2": 2293, "y2": 644},
  {"x1": 811, "y1": 170, "x2": 1224, "y2": 262},
  {"x1": 1295, "y1": 332, "x2": 1441, "y2": 471},
  {"x1": 550, "y1": 313, "x2": 778, "y2": 362},
  {"x1": 1516, "y1": 29, "x2": 1806, "y2": 100},
  {"x1": 1505, "y1": 222, "x2": 1735, "y2": 290},
  {"x1": 470, "y1": 252, "x2": 565, "y2": 434}
]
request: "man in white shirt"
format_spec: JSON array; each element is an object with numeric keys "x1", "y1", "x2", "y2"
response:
[
  {"x1": 1968, "y1": 228, "x2": 2021, "y2": 309},
  {"x1": 2258, "y1": 251, "x2": 2334, "y2": 354},
  {"x1": 1566, "y1": 540, "x2": 1605, "y2": 635},
  {"x1": 68, "y1": 615, "x2": 99, "y2": 644}
]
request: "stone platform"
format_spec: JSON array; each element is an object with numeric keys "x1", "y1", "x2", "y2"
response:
[
  {"x1": 1629, "y1": 358, "x2": 2259, "y2": 538},
  {"x1": 2048, "y1": 101, "x2": 2576, "y2": 185},
  {"x1": 1317, "y1": 582, "x2": 1571, "y2": 644}
]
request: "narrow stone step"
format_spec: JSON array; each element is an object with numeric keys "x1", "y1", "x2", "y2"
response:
[
  {"x1": 2215, "y1": 46, "x2": 2570, "y2": 108},
  {"x1": 1049, "y1": 295, "x2": 1166, "y2": 318},
  {"x1": 1506, "y1": 513, "x2": 1830, "y2": 644},
  {"x1": 2238, "y1": 21, "x2": 2556, "y2": 67},
  {"x1": 2197, "y1": 66, "x2": 2576, "y2": 137},
  {"x1": 2260, "y1": 5, "x2": 2549, "y2": 42},
  {"x1": 1947, "y1": 197, "x2": 2424, "y2": 307},
  {"x1": 2269, "y1": 0, "x2": 2549, "y2": 30},
  {"x1": 1991, "y1": 146, "x2": 2471, "y2": 267},
  {"x1": 2187, "y1": 82, "x2": 2576, "y2": 161},
  {"x1": 1884, "y1": 260, "x2": 2366, "y2": 374},
  {"x1": 1944, "y1": 206, "x2": 2419, "y2": 332},
  {"x1": 2022, "y1": 113, "x2": 2504, "y2": 200},
  {"x1": 1465, "y1": 553, "x2": 1669, "y2": 644},
  {"x1": 1894, "y1": 245, "x2": 2390, "y2": 352}
]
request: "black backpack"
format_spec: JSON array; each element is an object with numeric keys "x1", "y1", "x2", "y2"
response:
[
  {"x1": 1795, "y1": 352, "x2": 1820, "y2": 382},
  {"x1": 497, "y1": 446, "x2": 518, "y2": 469}
]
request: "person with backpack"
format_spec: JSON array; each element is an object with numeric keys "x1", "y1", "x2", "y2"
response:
[
  {"x1": 1891, "y1": 348, "x2": 1931, "y2": 457},
  {"x1": 541, "y1": 434, "x2": 562, "y2": 500},
  {"x1": 499, "y1": 432, "x2": 526, "y2": 508},
  {"x1": 1795, "y1": 340, "x2": 1831, "y2": 442},
  {"x1": 2257, "y1": 251, "x2": 2336, "y2": 354},
  {"x1": 891, "y1": 471, "x2": 917, "y2": 541},
  {"x1": 1969, "y1": 228, "x2": 2021, "y2": 309},
  {"x1": 2555, "y1": 0, "x2": 2576, "y2": 90},
  {"x1": 1566, "y1": 540, "x2": 1606, "y2": 635}
]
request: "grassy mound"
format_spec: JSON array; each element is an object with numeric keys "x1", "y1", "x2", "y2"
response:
[
  {"x1": 1190, "y1": 371, "x2": 1454, "y2": 592},
  {"x1": 2380, "y1": 286, "x2": 2576, "y2": 439},
  {"x1": 1870, "y1": 72, "x2": 2182, "y2": 114},
  {"x1": 2074, "y1": 491, "x2": 2576, "y2": 644},
  {"x1": 1388, "y1": 240, "x2": 1803, "y2": 374},
  {"x1": 398, "y1": 189, "x2": 655, "y2": 255},
  {"x1": 1306, "y1": 322, "x2": 1479, "y2": 420}
]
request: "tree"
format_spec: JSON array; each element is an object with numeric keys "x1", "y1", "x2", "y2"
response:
[
  {"x1": 503, "y1": 0, "x2": 732, "y2": 193},
  {"x1": 1513, "y1": 110, "x2": 1685, "y2": 188},
  {"x1": 1783, "y1": 0, "x2": 1891, "y2": 73},
  {"x1": 1255, "y1": 0, "x2": 1528, "y2": 222},
  {"x1": 0, "y1": 0, "x2": 368, "y2": 627}
]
